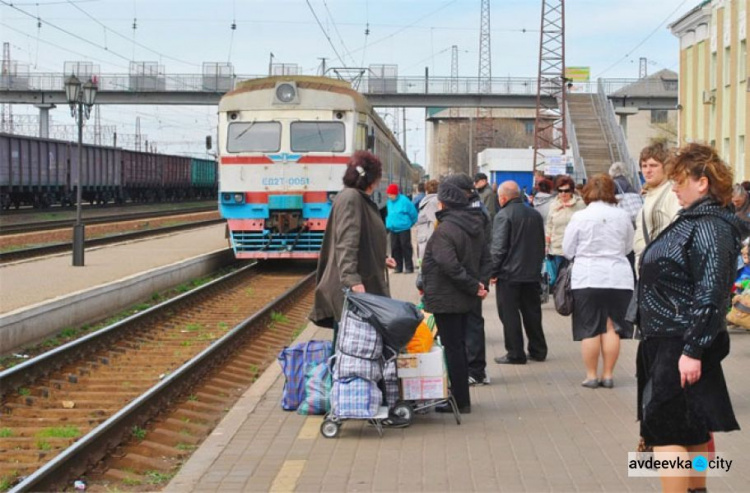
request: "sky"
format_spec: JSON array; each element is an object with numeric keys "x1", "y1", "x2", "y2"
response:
[{"x1": 1, "y1": 0, "x2": 695, "y2": 163}]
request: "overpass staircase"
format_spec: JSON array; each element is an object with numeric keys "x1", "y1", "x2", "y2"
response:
[
  {"x1": 566, "y1": 86, "x2": 640, "y2": 188},
  {"x1": 567, "y1": 93, "x2": 620, "y2": 177}
]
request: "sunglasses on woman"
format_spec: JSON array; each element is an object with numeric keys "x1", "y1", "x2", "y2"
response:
[{"x1": 557, "y1": 188, "x2": 572, "y2": 193}]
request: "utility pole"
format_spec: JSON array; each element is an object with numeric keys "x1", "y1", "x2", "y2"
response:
[
  {"x1": 268, "y1": 52, "x2": 275, "y2": 76},
  {"x1": 318, "y1": 57, "x2": 328, "y2": 76},
  {"x1": 639, "y1": 57, "x2": 648, "y2": 79},
  {"x1": 475, "y1": 0, "x2": 493, "y2": 175},
  {"x1": 532, "y1": 0, "x2": 567, "y2": 171}
]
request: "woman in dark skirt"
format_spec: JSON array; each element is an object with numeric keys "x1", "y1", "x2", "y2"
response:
[
  {"x1": 562, "y1": 174, "x2": 634, "y2": 389},
  {"x1": 637, "y1": 143, "x2": 741, "y2": 493}
]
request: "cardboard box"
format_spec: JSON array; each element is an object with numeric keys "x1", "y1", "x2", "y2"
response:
[
  {"x1": 396, "y1": 344, "x2": 445, "y2": 378},
  {"x1": 400, "y1": 375, "x2": 449, "y2": 400}
]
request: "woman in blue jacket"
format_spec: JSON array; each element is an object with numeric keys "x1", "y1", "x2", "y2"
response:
[{"x1": 385, "y1": 184, "x2": 418, "y2": 273}]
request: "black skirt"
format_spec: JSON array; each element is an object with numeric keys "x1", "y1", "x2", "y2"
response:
[
  {"x1": 636, "y1": 331, "x2": 739, "y2": 447},
  {"x1": 571, "y1": 288, "x2": 633, "y2": 341}
]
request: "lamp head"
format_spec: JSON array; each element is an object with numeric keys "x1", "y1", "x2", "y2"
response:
[
  {"x1": 65, "y1": 74, "x2": 81, "y2": 105},
  {"x1": 82, "y1": 79, "x2": 98, "y2": 107}
]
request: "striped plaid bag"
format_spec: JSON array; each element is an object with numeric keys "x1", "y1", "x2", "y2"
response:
[
  {"x1": 278, "y1": 340, "x2": 333, "y2": 411},
  {"x1": 297, "y1": 361, "x2": 332, "y2": 416},
  {"x1": 382, "y1": 359, "x2": 399, "y2": 408},
  {"x1": 331, "y1": 377, "x2": 382, "y2": 418},
  {"x1": 333, "y1": 353, "x2": 383, "y2": 382},
  {"x1": 338, "y1": 308, "x2": 382, "y2": 360}
]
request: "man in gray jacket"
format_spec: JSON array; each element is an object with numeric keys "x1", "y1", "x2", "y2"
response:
[
  {"x1": 491, "y1": 181, "x2": 548, "y2": 364},
  {"x1": 475, "y1": 173, "x2": 498, "y2": 221}
]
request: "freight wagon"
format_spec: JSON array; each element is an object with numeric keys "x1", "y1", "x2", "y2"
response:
[{"x1": 0, "y1": 133, "x2": 217, "y2": 209}]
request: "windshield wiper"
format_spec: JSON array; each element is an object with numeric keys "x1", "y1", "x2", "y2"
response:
[{"x1": 234, "y1": 121, "x2": 256, "y2": 140}]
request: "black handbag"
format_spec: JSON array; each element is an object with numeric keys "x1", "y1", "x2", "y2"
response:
[{"x1": 553, "y1": 261, "x2": 574, "y2": 316}]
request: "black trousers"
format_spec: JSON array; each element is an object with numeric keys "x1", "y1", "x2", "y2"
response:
[
  {"x1": 466, "y1": 298, "x2": 487, "y2": 380},
  {"x1": 496, "y1": 281, "x2": 547, "y2": 361},
  {"x1": 391, "y1": 230, "x2": 414, "y2": 272},
  {"x1": 434, "y1": 312, "x2": 470, "y2": 409}
]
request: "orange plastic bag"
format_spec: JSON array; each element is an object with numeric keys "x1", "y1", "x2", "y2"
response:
[{"x1": 406, "y1": 313, "x2": 435, "y2": 353}]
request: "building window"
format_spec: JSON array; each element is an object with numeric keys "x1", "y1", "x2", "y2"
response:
[
  {"x1": 711, "y1": 52, "x2": 717, "y2": 89},
  {"x1": 740, "y1": 40, "x2": 747, "y2": 83},
  {"x1": 651, "y1": 110, "x2": 669, "y2": 124},
  {"x1": 724, "y1": 47, "x2": 731, "y2": 86},
  {"x1": 662, "y1": 79, "x2": 678, "y2": 91},
  {"x1": 524, "y1": 121, "x2": 535, "y2": 135}
]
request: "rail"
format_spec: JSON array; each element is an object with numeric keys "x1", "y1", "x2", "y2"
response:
[
  {"x1": 564, "y1": 98, "x2": 587, "y2": 184},
  {"x1": 597, "y1": 79, "x2": 641, "y2": 191}
]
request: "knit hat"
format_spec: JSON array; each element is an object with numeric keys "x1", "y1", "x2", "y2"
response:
[
  {"x1": 474, "y1": 172, "x2": 488, "y2": 182},
  {"x1": 438, "y1": 173, "x2": 475, "y2": 208},
  {"x1": 386, "y1": 183, "x2": 399, "y2": 195}
]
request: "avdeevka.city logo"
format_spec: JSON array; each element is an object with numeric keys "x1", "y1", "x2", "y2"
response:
[{"x1": 627, "y1": 452, "x2": 733, "y2": 477}]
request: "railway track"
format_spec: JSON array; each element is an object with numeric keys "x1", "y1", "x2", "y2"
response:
[
  {"x1": 0, "y1": 207, "x2": 216, "y2": 235},
  {"x1": 0, "y1": 262, "x2": 316, "y2": 492},
  {"x1": 0, "y1": 218, "x2": 225, "y2": 263}
]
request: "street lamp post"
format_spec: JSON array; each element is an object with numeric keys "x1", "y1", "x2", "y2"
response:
[{"x1": 65, "y1": 74, "x2": 98, "y2": 266}]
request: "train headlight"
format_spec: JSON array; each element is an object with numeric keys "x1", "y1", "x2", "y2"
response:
[
  {"x1": 234, "y1": 193, "x2": 244, "y2": 203},
  {"x1": 274, "y1": 82, "x2": 298, "y2": 104},
  {"x1": 222, "y1": 193, "x2": 232, "y2": 202}
]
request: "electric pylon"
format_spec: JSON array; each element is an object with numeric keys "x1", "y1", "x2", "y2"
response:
[
  {"x1": 533, "y1": 0, "x2": 567, "y2": 170},
  {"x1": 474, "y1": 0, "x2": 493, "y2": 174}
]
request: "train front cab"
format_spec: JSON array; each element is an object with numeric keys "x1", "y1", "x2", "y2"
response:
[{"x1": 220, "y1": 187, "x2": 331, "y2": 259}]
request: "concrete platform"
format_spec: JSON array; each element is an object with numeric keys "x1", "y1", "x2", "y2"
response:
[
  {"x1": 0, "y1": 224, "x2": 231, "y2": 352},
  {"x1": 167, "y1": 271, "x2": 750, "y2": 492}
]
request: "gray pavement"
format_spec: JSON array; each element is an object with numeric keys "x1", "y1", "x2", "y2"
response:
[
  {"x1": 167, "y1": 270, "x2": 750, "y2": 492},
  {"x1": 0, "y1": 224, "x2": 228, "y2": 314}
]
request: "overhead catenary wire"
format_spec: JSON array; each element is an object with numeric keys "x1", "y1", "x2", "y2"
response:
[
  {"x1": 322, "y1": 0, "x2": 356, "y2": 67},
  {"x1": 64, "y1": 0, "x2": 199, "y2": 67},
  {"x1": 305, "y1": 0, "x2": 347, "y2": 67},
  {"x1": 594, "y1": 0, "x2": 689, "y2": 78}
]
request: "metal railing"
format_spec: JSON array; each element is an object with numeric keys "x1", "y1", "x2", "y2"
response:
[
  {"x1": 564, "y1": 98, "x2": 587, "y2": 184},
  {"x1": 596, "y1": 78, "x2": 641, "y2": 191},
  {"x1": 0, "y1": 72, "x2": 665, "y2": 99}
]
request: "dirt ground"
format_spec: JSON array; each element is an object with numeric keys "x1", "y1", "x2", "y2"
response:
[{"x1": 0, "y1": 211, "x2": 220, "y2": 249}]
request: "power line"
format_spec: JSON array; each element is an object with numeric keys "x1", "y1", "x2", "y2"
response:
[
  {"x1": 63, "y1": 0, "x2": 199, "y2": 67},
  {"x1": 305, "y1": 0, "x2": 347, "y2": 67},
  {"x1": 322, "y1": 0, "x2": 356, "y2": 67},
  {"x1": 594, "y1": 0, "x2": 689, "y2": 78},
  {"x1": 1, "y1": 0, "x2": 133, "y2": 63}
]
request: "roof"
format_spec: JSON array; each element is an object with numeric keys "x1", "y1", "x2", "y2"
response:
[{"x1": 611, "y1": 69, "x2": 679, "y2": 98}]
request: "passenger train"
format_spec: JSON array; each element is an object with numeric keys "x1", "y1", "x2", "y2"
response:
[{"x1": 217, "y1": 75, "x2": 420, "y2": 259}]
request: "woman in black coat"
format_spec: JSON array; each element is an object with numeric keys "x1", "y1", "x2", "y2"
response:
[
  {"x1": 637, "y1": 143, "x2": 740, "y2": 492},
  {"x1": 421, "y1": 173, "x2": 491, "y2": 413}
]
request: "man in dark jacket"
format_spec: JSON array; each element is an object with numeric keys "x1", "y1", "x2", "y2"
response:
[
  {"x1": 422, "y1": 173, "x2": 491, "y2": 413},
  {"x1": 475, "y1": 172, "x2": 498, "y2": 221},
  {"x1": 491, "y1": 181, "x2": 548, "y2": 364}
]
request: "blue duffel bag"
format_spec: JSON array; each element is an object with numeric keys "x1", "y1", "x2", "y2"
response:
[{"x1": 278, "y1": 340, "x2": 333, "y2": 411}]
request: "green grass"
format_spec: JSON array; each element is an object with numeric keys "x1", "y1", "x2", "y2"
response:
[
  {"x1": 0, "y1": 428, "x2": 13, "y2": 438},
  {"x1": 180, "y1": 340, "x2": 193, "y2": 347},
  {"x1": 131, "y1": 426, "x2": 147, "y2": 441},
  {"x1": 217, "y1": 321, "x2": 228, "y2": 330},
  {"x1": 18, "y1": 388, "x2": 30, "y2": 396},
  {"x1": 59, "y1": 327, "x2": 78, "y2": 339},
  {"x1": 36, "y1": 426, "x2": 80, "y2": 438},
  {"x1": 0, "y1": 472, "x2": 18, "y2": 491},
  {"x1": 145, "y1": 470, "x2": 175, "y2": 484},
  {"x1": 35, "y1": 439, "x2": 51, "y2": 451},
  {"x1": 121, "y1": 478, "x2": 142, "y2": 486},
  {"x1": 175, "y1": 442, "x2": 196, "y2": 451},
  {"x1": 184, "y1": 323, "x2": 203, "y2": 332},
  {"x1": 270, "y1": 311, "x2": 289, "y2": 324},
  {"x1": 187, "y1": 394, "x2": 198, "y2": 401},
  {"x1": 248, "y1": 364, "x2": 259, "y2": 375}
]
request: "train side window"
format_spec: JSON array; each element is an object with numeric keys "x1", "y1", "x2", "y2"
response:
[
  {"x1": 227, "y1": 122, "x2": 281, "y2": 153},
  {"x1": 291, "y1": 122, "x2": 346, "y2": 152},
  {"x1": 356, "y1": 124, "x2": 367, "y2": 150}
]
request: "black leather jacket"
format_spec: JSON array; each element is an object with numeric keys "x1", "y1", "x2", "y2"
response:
[
  {"x1": 638, "y1": 198, "x2": 742, "y2": 358},
  {"x1": 490, "y1": 197, "x2": 546, "y2": 282}
]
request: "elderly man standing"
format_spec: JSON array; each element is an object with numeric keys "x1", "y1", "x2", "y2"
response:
[{"x1": 491, "y1": 181, "x2": 548, "y2": 364}]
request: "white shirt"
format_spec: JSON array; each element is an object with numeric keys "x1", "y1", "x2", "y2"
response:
[{"x1": 562, "y1": 201, "x2": 635, "y2": 290}]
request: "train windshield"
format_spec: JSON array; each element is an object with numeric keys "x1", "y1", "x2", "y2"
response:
[
  {"x1": 227, "y1": 122, "x2": 281, "y2": 152},
  {"x1": 290, "y1": 122, "x2": 345, "y2": 152}
]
